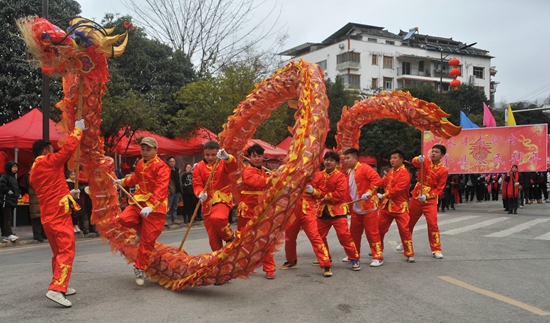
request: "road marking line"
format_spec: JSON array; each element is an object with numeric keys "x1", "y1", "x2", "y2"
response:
[
  {"x1": 486, "y1": 218, "x2": 550, "y2": 237},
  {"x1": 411, "y1": 215, "x2": 480, "y2": 232},
  {"x1": 441, "y1": 217, "x2": 509, "y2": 235},
  {"x1": 439, "y1": 276, "x2": 550, "y2": 316},
  {"x1": 535, "y1": 231, "x2": 550, "y2": 240}
]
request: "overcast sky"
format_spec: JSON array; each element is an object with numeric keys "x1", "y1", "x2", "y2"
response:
[{"x1": 77, "y1": 0, "x2": 550, "y2": 108}]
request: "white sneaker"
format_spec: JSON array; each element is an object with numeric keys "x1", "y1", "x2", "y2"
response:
[
  {"x1": 46, "y1": 290, "x2": 72, "y2": 307},
  {"x1": 342, "y1": 257, "x2": 349, "y2": 262},
  {"x1": 74, "y1": 225, "x2": 82, "y2": 233},
  {"x1": 134, "y1": 268, "x2": 145, "y2": 286},
  {"x1": 407, "y1": 257, "x2": 416, "y2": 263},
  {"x1": 433, "y1": 252, "x2": 444, "y2": 259},
  {"x1": 7, "y1": 234, "x2": 19, "y2": 242},
  {"x1": 370, "y1": 260, "x2": 383, "y2": 267},
  {"x1": 395, "y1": 243, "x2": 403, "y2": 252},
  {"x1": 65, "y1": 287, "x2": 76, "y2": 296}
]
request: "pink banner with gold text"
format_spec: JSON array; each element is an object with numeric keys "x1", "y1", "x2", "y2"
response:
[{"x1": 423, "y1": 124, "x2": 548, "y2": 174}]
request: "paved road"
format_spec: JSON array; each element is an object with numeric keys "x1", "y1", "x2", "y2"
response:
[{"x1": 1, "y1": 200, "x2": 549, "y2": 323}]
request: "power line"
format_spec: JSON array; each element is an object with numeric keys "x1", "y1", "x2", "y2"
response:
[{"x1": 513, "y1": 81, "x2": 550, "y2": 102}]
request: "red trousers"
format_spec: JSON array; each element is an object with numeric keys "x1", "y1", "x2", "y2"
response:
[
  {"x1": 204, "y1": 203, "x2": 234, "y2": 251},
  {"x1": 316, "y1": 217, "x2": 359, "y2": 262},
  {"x1": 284, "y1": 209, "x2": 331, "y2": 267},
  {"x1": 118, "y1": 205, "x2": 165, "y2": 270},
  {"x1": 408, "y1": 199, "x2": 442, "y2": 253},
  {"x1": 43, "y1": 212, "x2": 75, "y2": 293},
  {"x1": 237, "y1": 217, "x2": 276, "y2": 273},
  {"x1": 349, "y1": 209, "x2": 383, "y2": 260},
  {"x1": 378, "y1": 210, "x2": 414, "y2": 257}
]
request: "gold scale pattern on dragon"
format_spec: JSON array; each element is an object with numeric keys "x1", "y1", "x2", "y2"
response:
[{"x1": 17, "y1": 16, "x2": 460, "y2": 290}]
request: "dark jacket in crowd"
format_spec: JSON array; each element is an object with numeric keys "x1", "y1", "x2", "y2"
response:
[{"x1": 0, "y1": 161, "x2": 21, "y2": 208}]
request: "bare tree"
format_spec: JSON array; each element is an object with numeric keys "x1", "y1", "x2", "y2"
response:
[{"x1": 122, "y1": 0, "x2": 283, "y2": 75}]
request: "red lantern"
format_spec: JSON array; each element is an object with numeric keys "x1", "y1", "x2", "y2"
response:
[
  {"x1": 449, "y1": 68, "x2": 461, "y2": 77},
  {"x1": 448, "y1": 58, "x2": 460, "y2": 66},
  {"x1": 450, "y1": 79, "x2": 461, "y2": 88}
]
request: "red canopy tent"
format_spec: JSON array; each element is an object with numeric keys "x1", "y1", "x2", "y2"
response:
[
  {"x1": 178, "y1": 127, "x2": 218, "y2": 153},
  {"x1": 0, "y1": 108, "x2": 63, "y2": 149},
  {"x1": 0, "y1": 108, "x2": 65, "y2": 174},
  {"x1": 248, "y1": 139, "x2": 287, "y2": 160},
  {"x1": 114, "y1": 130, "x2": 195, "y2": 157}
]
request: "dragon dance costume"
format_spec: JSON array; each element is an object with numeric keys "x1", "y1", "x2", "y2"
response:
[
  {"x1": 347, "y1": 162, "x2": 383, "y2": 260},
  {"x1": 409, "y1": 157, "x2": 448, "y2": 254},
  {"x1": 237, "y1": 164, "x2": 276, "y2": 274},
  {"x1": 118, "y1": 155, "x2": 170, "y2": 271},
  {"x1": 193, "y1": 156, "x2": 237, "y2": 251},
  {"x1": 312, "y1": 169, "x2": 359, "y2": 262},
  {"x1": 30, "y1": 127, "x2": 82, "y2": 293},
  {"x1": 375, "y1": 164, "x2": 414, "y2": 258}
]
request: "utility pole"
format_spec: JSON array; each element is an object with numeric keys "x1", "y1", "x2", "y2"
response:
[{"x1": 42, "y1": 0, "x2": 49, "y2": 141}]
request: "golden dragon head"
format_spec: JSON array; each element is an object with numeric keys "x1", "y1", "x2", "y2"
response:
[{"x1": 17, "y1": 16, "x2": 128, "y2": 80}]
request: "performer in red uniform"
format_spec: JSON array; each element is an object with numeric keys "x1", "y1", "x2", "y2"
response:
[
  {"x1": 403, "y1": 144, "x2": 448, "y2": 259},
  {"x1": 280, "y1": 181, "x2": 332, "y2": 276},
  {"x1": 310, "y1": 151, "x2": 361, "y2": 273},
  {"x1": 343, "y1": 148, "x2": 384, "y2": 267},
  {"x1": 115, "y1": 137, "x2": 170, "y2": 286},
  {"x1": 193, "y1": 141, "x2": 237, "y2": 251},
  {"x1": 30, "y1": 119, "x2": 85, "y2": 308},
  {"x1": 375, "y1": 149, "x2": 415, "y2": 263},
  {"x1": 237, "y1": 144, "x2": 276, "y2": 279}
]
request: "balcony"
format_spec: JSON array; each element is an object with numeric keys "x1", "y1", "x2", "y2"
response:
[
  {"x1": 490, "y1": 66, "x2": 497, "y2": 76},
  {"x1": 336, "y1": 61, "x2": 361, "y2": 71}
]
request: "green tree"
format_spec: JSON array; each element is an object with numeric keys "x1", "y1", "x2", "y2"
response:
[
  {"x1": 174, "y1": 61, "x2": 289, "y2": 144},
  {"x1": 325, "y1": 76, "x2": 360, "y2": 148},
  {"x1": 100, "y1": 14, "x2": 196, "y2": 137},
  {"x1": 510, "y1": 102, "x2": 550, "y2": 126},
  {"x1": 101, "y1": 91, "x2": 161, "y2": 157},
  {"x1": 0, "y1": 0, "x2": 81, "y2": 124},
  {"x1": 446, "y1": 83, "x2": 489, "y2": 115}
]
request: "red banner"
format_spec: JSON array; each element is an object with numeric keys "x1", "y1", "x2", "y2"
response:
[{"x1": 423, "y1": 124, "x2": 548, "y2": 174}]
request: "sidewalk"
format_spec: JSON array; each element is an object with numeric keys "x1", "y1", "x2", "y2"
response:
[{"x1": 0, "y1": 214, "x2": 203, "y2": 249}]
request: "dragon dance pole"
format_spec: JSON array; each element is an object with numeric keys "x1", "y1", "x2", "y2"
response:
[
  {"x1": 419, "y1": 130, "x2": 425, "y2": 196},
  {"x1": 74, "y1": 75, "x2": 83, "y2": 174},
  {"x1": 178, "y1": 159, "x2": 220, "y2": 252},
  {"x1": 106, "y1": 172, "x2": 142, "y2": 209}
]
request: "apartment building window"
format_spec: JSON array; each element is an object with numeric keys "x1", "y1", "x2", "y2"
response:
[
  {"x1": 343, "y1": 74, "x2": 361, "y2": 89},
  {"x1": 372, "y1": 54, "x2": 378, "y2": 65},
  {"x1": 383, "y1": 56, "x2": 393, "y2": 69},
  {"x1": 386, "y1": 40, "x2": 395, "y2": 45},
  {"x1": 368, "y1": 38, "x2": 377, "y2": 43},
  {"x1": 337, "y1": 52, "x2": 360, "y2": 64},
  {"x1": 383, "y1": 77, "x2": 393, "y2": 90},
  {"x1": 317, "y1": 60, "x2": 327, "y2": 70},
  {"x1": 473, "y1": 66, "x2": 484, "y2": 79},
  {"x1": 371, "y1": 78, "x2": 378, "y2": 89},
  {"x1": 418, "y1": 61, "x2": 424, "y2": 72},
  {"x1": 402, "y1": 62, "x2": 411, "y2": 75}
]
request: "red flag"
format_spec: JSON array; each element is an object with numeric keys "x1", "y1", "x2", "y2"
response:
[{"x1": 483, "y1": 102, "x2": 497, "y2": 127}]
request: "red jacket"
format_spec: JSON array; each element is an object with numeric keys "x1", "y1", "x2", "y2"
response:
[
  {"x1": 410, "y1": 157, "x2": 448, "y2": 205},
  {"x1": 121, "y1": 155, "x2": 170, "y2": 214},
  {"x1": 30, "y1": 128, "x2": 82, "y2": 224},
  {"x1": 503, "y1": 170, "x2": 520, "y2": 198},
  {"x1": 375, "y1": 164, "x2": 410, "y2": 213},
  {"x1": 312, "y1": 169, "x2": 349, "y2": 217},
  {"x1": 346, "y1": 162, "x2": 381, "y2": 212},
  {"x1": 193, "y1": 155, "x2": 238, "y2": 215},
  {"x1": 237, "y1": 164, "x2": 268, "y2": 219}
]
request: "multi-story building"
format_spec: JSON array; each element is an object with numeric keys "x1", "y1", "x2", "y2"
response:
[{"x1": 279, "y1": 22, "x2": 497, "y2": 102}]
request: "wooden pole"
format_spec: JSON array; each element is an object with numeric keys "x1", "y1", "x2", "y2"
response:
[
  {"x1": 106, "y1": 172, "x2": 142, "y2": 209},
  {"x1": 74, "y1": 76, "x2": 83, "y2": 174},
  {"x1": 178, "y1": 159, "x2": 220, "y2": 251},
  {"x1": 419, "y1": 130, "x2": 425, "y2": 197},
  {"x1": 345, "y1": 198, "x2": 363, "y2": 205}
]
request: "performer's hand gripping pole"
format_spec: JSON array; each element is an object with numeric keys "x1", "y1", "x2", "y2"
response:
[{"x1": 107, "y1": 173, "x2": 142, "y2": 210}]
